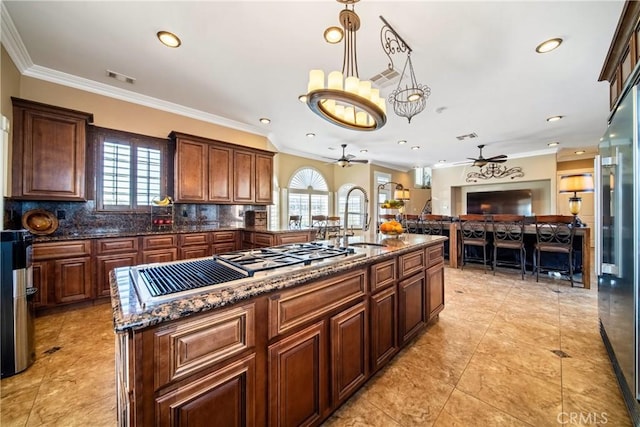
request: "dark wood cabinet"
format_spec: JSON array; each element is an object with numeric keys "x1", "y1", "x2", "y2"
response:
[
  {"x1": 398, "y1": 272, "x2": 427, "y2": 345},
  {"x1": 95, "y1": 237, "x2": 139, "y2": 298},
  {"x1": 171, "y1": 131, "x2": 273, "y2": 204},
  {"x1": 370, "y1": 286, "x2": 398, "y2": 372},
  {"x1": 179, "y1": 232, "x2": 211, "y2": 259},
  {"x1": 233, "y1": 150, "x2": 255, "y2": 203},
  {"x1": 212, "y1": 230, "x2": 239, "y2": 254},
  {"x1": 255, "y1": 153, "x2": 273, "y2": 204},
  {"x1": 11, "y1": 98, "x2": 93, "y2": 200},
  {"x1": 426, "y1": 263, "x2": 445, "y2": 321},
  {"x1": 268, "y1": 321, "x2": 327, "y2": 427},
  {"x1": 330, "y1": 301, "x2": 368, "y2": 405},
  {"x1": 33, "y1": 240, "x2": 93, "y2": 308},
  {"x1": 141, "y1": 235, "x2": 178, "y2": 264}
]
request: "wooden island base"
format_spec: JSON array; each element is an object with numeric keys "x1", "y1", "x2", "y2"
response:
[{"x1": 114, "y1": 238, "x2": 446, "y2": 426}]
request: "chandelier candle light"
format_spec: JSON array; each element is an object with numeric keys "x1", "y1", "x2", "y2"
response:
[{"x1": 306, "y1": 0, "x2": 387, "y2": 131}]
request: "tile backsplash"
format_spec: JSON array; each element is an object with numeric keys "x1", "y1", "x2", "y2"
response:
[{"x1": 3, "y1": 198, "x2": 265, "y2": 237}]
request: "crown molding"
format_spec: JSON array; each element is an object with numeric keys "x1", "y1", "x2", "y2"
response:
[{"x1": 1, "y1": 2, "x2": 33, "y2": 72}]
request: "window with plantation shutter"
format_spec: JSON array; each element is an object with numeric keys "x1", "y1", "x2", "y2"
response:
[{"x1": 95, "y1": 127, "x2": 168, "y2": 212}]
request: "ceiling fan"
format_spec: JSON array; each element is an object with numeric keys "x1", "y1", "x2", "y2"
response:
[
  {"x1": 331, "y1": 144, "x2": 369, "y2": 167},
  {"x1": 467, "y1": 144, "x2": 507, "y2": 167}
]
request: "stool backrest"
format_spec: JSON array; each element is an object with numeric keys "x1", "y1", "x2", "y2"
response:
[
  {"x1": 534, "y1": 215, "x2": 576, "y2": 246},
  {"x1": 421, "y1": 214, "x2": 445, "y2": 235},
  {"x1": 458, "y1": 214, "x2": 489, "y2": 241},
  {"x1": 492, "y1": 214, "x2": 525, "y2": 243}
]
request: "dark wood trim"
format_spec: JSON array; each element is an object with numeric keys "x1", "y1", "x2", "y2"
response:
[{"x1": 599, "y1": 1, "x2": 640, "y2": 82}]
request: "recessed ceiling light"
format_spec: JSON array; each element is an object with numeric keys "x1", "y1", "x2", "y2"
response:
[
  {"x1": 306, "y1": 133, "x2": 315, "y2": 138},
  {"x1": 298, "y1": 94, "x2": 307, "y2": 103},
  {"x1": 324, "y1": 26, "x2": 344, "y2": 44},
  {"x1": 397, "y1": 140, "x2": 407, "y2": 145},
  {"x1": 157, "y1": 31, "x2": 181, "y2": 48},
  {"x1": 259, "y1": 118, "x2": 271, "y2": 124},
  {"x1": 547, "y1": 141, "x2": 560, "y2": 147},
  {"x1": 360, "y1": 149, "x2": 368, "y2": 153},
  {"x1": 546, "y1": 115, "x2": 563, "y2": 122},
  {"x1": 411, "y1": 146, "x2": 420, "y2": 150},
  {"x1": 536, "y1": 38, "x2": 563, "y2": 54},
  {"x1": 575, "y1": 150, "x2": 586, "y2": 155}
]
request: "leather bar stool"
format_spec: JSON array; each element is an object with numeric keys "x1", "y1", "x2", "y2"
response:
[
  {"x1": 458, "y1": 214, "x2": 491, "y2": 272},
  {"x1": 491, "y1": 214, "x2": 526, "y2": 279},
  {"x1": 534, "y1": 215, "x2": 577, "y2": 286}
]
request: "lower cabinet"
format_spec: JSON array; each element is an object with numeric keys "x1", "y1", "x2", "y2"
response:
[
  {"x1": 268, "y1": 321, "x2": 327, "y2": 427},
  {"x1": 155, "y1": 354, "x2": 256, "y2": 427},
  {"x1": 96, "y1": 253, "x2": 138, "y2": 298},
  {"x1": 370, "y1": 286, "x2": 398, "y2": 372},
  {"x1": 398, "y1": 272, "x2": 427, "y2": 345},
  {"x1": 427, "y1": 263, "x2": 445, "y2": 320}
]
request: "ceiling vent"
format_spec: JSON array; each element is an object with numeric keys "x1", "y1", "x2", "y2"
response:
[
  {"x1": 456, "y1": 132, "x2": 478, "y2": 141},
  {"x1": 369, "y1": 67, "x2": 400, "y2": 88},
  {"x1": 106, "y1": 70, "x2": 135, "y2": 84}
]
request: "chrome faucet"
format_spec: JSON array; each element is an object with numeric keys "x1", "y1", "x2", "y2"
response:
[{"x1": 344, "y1": 186, "x2": 369, "y2": 239}]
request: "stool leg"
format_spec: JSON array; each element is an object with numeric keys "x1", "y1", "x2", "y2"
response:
[
  {"x1": 520, "y1": 247, "x2": 526, "y2": 280},
  {"x1": 569, "y1": 251, "x2": 574, "y2": 287},
  {"x1": 493, "y1": 244, "x2": 497, "y2": 276},
  {"x1": 536, "y1": 249, "x2": 540, "y2": 282}
]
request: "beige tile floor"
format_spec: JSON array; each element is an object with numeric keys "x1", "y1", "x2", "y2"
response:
[{"x1": 0, "y1": 265, "x2": 633, "y2": 426}]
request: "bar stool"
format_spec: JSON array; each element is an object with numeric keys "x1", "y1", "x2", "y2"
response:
[
  {"x1": 458, "y1": 214, "x2": 491, "y2": 272},
  {"x1": 288, "y1": 215, "x2": 301, "y2": 229},
  {"x1": 404, "y1": 214, "x2": 420, "y2": 233},
  {"x1": 326, "y1": 216, "x2": 341, "y2": 238},
  {"x1": 491, "y1": 214, "x2": 526, "y2": 279},
  {"x1": 534, "y1": 215, "x2": 577, "y2": 286},
  {"x1": 421, "y1": 214, "x2": 445, "y2": 235},
  {"x1": 311, "y1": 215, "x2": 328, "y2": 239}
]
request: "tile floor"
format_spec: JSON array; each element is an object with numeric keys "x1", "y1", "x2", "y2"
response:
[{"x1": 0, "y1": 266, "x2": 633, "y2": 426}]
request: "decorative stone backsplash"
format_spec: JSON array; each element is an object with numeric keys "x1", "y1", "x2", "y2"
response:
[{"x1": 3, "y1": 198, "x2": 265, "y2": 237}]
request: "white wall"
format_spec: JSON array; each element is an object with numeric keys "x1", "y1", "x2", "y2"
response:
[{"x1": 431, "y1": 154, "x2": 558, "y2": 216}]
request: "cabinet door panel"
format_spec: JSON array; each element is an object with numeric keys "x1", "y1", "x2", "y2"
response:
[
  {"x1": 54, "y1": 257, "x2": 92, "y2": 303},
  {"x1": 31, "y1": 262, "x2": 47, "y2": 308},
  {"x1": 233, "y1": 151, "x2": 255, "y2": 203},
  {"x1": 176, "y1": 139, "x2": 208, "y2": 202},
  {"x1": 96, "y1": 253, "x2": 138, "y2": 298},
  {"x1": 155, "y1": 354, "x2": 255, "y2": 427},
  {"x1": 255, "y1": 154, "x2": 273, "y2": 204},
  {"x1": 399, "y1": 272, "x2": 426, "y2": 345},
  {"x1": 142, "y1": 249, "x2": 178, "y2": 264},
  {"x1": 268, "y1": 321, "x2": 326, "y2": 427},
  {"x1": 180, "y1": 246, "x2": 211, "y2": 260},
  {"x1": 213, "y1": 243, "x2": 236, "y2": 254},
  {"x1": 427, "y1": 264, "x2": 445, "y2": 320},
  {"x1": 370, "y1": 286, "x2": 398, "y2": 371},
  {"x1": 209, "y1": 145, "x2": 233, "y2": 202},
  {"x1": 330, "y1": 301, "x2": 368, "y2": 405}
]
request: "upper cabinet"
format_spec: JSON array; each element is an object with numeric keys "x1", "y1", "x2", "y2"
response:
[
  {"x1": 11, "y1": 98, "x2": 93, "y2": 200},
  {"x1": 170, "y1": 131, "x2": 274, "y2": 205},
  {"x1": 599, "y1": 2, "x2": 640, "y2": 110}
]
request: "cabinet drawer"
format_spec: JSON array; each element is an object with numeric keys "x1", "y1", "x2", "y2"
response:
[
  {"x1": 96, "y1": 237, "x2": 138, "y2": 254},
  {"x1": 142, "y1": 249, "x2": 177, "y2": 264},
  {"x1": 179, "y1": 246, "x2": 211, "y2": 260},
  {"x1": 277, "y1": 232, "x2": 310, "y2": 245},
  {"x1": 254, "y1": 233, "x2": 273, "y2": 248},
  {"x1": 212, "y1": 230, "x2": 237, "y2": 243},
  {"x1": 213, "y1": 242, "x2": 236, "y2": 254},
  {"x1": 370, "y1": 258, "x2": 396, "y2": 292},
  {"x1": 426, "y1": 244, "x2": 444, "y2": 267},
  {"x1": 268, "y1": 269, "x2": 366, "y2": 338},
  {"x1": 154, "y1": 303, "x2": 255, "y2": 389},
  {"x1": 179, "y1": 233, "x2": 209, "y2": 247},
  {"x1": 142, "y1": 234, "x2": 177, "y2": 250},
  {"x1": 34, "y1": 240, "x2": 91, "y2": 260},
  {"x1": 399, "y1": 249, "x2": 426, "y2": 279}
]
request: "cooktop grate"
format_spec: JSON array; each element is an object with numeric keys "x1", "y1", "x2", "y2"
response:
[{"x1": 137, "y1": 259, "x2": 248, "y2": 297}]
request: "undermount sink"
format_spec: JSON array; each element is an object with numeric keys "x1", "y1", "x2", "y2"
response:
[{"x1": 349, "y1": 242, "x2": 385, "y2": 247}]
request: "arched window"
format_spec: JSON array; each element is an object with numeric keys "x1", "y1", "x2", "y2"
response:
[
  {"x1": 337, "y1": 184, "x2": 365, "y2": 228},
  {"x1": 288, "y1": 168, "x2": 329, "y2": 228}
]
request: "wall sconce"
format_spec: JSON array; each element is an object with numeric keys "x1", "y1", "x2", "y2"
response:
[{"x1": 559, "y1": 173, "x2": 594, "y2": 216}]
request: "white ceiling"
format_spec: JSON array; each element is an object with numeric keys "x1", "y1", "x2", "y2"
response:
[{"x1": 1, "y1": 1, "x2": 624, "y2": 171}]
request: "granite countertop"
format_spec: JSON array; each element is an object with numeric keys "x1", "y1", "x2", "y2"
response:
[
  {"x1": 34, "y1": 224, "x2": 316, "y2": 242},
  {"x1": 110, "y1": 232, "x2": 448, "y2": 332}
]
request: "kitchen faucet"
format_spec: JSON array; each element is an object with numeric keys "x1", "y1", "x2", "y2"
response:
[{"x1": 343, "y1": 186, "x2": 369, "y2": 240}]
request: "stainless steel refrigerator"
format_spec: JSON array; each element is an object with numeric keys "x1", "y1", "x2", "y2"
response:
[{"x1": 597, "y1": 84, "x2": 639, "y2": 425}]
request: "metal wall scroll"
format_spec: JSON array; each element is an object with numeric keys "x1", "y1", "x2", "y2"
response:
[
  {"x1": 379, "y1": 16, "x2": 409, "y2": 71},
  {"x1": 465, "y1": 163, "x2": 525, "y2": 183}
]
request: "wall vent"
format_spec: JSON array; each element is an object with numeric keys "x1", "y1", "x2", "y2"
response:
[
  {"x1": 456, "y1": 133, "x2": 478, "y2": 141},
  {"x1": 369, "y1": 67, "x2": 400, "y2": 88},
  {"x1": 106, "y1": 70, "x2": 135, "y2": 84}
]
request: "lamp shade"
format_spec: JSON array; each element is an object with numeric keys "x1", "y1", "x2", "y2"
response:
[{"x1": 559, "y1": 173, "x2": 594, "y2": 194}]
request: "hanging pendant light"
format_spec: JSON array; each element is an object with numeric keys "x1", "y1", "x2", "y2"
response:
[
  {"x1": 389, "y1": 52, "x2": 430, "y2": 123},
  {"x1": 305, "y1": 0, "x2": 386, "y2": 131}
]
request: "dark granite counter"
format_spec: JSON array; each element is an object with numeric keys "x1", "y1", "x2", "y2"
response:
[{"x1": 110, "y1": 232, "x2": 447, "y2": 332}]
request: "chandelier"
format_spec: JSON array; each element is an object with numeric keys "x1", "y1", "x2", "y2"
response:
[
  {"x1": 306, "y1": 0, "x2": 387, "y2": 131},
  {"x1": 380, "y1": 16, "x2": 430, "y2": 123}
]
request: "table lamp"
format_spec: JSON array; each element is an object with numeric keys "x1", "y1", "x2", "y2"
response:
[{"x1": 559, "y1": 173, "x2": 594, "y2": 216}]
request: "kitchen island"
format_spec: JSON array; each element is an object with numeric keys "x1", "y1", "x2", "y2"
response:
[{"x1": 110, "y1": 232, "x2": 447, "y2": 426}]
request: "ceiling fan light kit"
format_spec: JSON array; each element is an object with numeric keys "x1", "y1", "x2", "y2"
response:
[
  {"x1": 332, "y1": 143, "x2": 369, "y2": 167},
  {"x1": 305, "y1": 0, "x2": 387, "y2": 131}
]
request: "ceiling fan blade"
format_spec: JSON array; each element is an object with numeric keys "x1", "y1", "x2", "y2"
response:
[
  {"x1": 486, "y1": 154, "x2": 507, "y2": 160},
  {"x1": 467, "y1": 157, "x2": 480, "y2": 161},
  {"x1": 473, "y1": 160, "x2": 488, "y2": 167},
  {"x1": 349, "y1": 159, "x2": 368, "y2": 164},
  {"x1": 489, "y1": 158, "x2": 508, "y2": 163}
]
